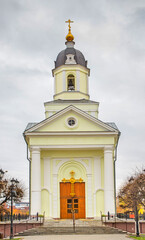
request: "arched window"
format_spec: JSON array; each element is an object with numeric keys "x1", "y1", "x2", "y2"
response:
[{"x1": 67, "y1": 74, "x2": 75, "y2": 91}]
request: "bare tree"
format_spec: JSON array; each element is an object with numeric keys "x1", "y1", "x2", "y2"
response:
[
  {"x1": 118, "y1": 168, "x2": 145, "y2": 236},
  {"x1": 0, "y1": 169, "x2": 24, "y2": 211}
]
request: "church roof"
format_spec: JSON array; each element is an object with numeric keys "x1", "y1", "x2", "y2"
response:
[
  {"x1": 44, "y1": 99, "x2": 99, "y2": 105},
  {"x1": 25, "y1": 123, "x2": 37, "y2": 131},
  {"x1": 106, "y1": 122, "x2": 119, "y2": 131},
  {"x1": 55, "y1": 48, "x2": 87, "y2": 68}
]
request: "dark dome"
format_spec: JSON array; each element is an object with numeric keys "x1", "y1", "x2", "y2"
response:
[{"x1": 55, "y1": 48, "x2": 87, "y2": 68}]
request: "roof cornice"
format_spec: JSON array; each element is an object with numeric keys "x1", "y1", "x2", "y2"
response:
[{"x1": 52, "y1": 64, "x2": 90, "y2": 76}]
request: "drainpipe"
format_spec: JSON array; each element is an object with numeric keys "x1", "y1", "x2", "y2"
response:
[
  {"x1": 27, "y1": 143, "x2": 31, "y2": 217},
  {"x1": 114, "y1": 132, "x2": 121, "y2": 217},
  {"x1": 23, "y1": 133, "x2": 31, "y2": 217}
]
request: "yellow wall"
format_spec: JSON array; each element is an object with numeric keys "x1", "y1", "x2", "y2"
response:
[
  {"x1": 53, "y1": 65, "x2": 89, "y2": 100},
  {"x1": 54, "y1": 91, "x2": 89, "y2": 100},
  {"x1": 41, "y1": 190, "x2": 49, "y2": 217},
  {"x1": 44, "y1": 102, "x2": 99, "y2": 119},
  {"x1": 80, "y1": 71, "x2": 87, "y2": 93},
  {"x1": 29, "y1": 135, "x2": 115, "y2": 146},
  {"x1": 55, "y1": 72, "x2": 63, "y2": 93},
  {"x1": 37, "y1": 112, "x2": 109, "y2": 132},
  {"x1": 39, "y1": 149, "x2": 105, "y2": 217},
  {"x1": 96, "y1": 190, "x2": 104, "y2": 216}
]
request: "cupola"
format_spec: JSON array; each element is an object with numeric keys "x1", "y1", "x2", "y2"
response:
[{"x1": 52, "y1": 20, "x2": 90, "y2": 100}]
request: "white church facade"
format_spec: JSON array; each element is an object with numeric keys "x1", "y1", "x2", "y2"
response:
[{"x1": 24, "y1": 20, "x2": 120, "y2": 219}]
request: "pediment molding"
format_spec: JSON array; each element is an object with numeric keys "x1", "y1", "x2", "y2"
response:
[{"x1": 24, "y1": 105, "x2": 119, "y2": 134}]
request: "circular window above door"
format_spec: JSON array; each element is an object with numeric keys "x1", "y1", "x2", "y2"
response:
[{"x1": 66, "y1": 117, "x2": 78, "y2": 128}]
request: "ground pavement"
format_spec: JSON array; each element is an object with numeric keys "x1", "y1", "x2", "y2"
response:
[{"x1": 21, "y1": 234, "x2": 129, "y2": 240}]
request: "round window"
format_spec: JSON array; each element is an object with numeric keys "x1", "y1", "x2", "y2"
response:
[
  {"x1": 66, "y1": 117, "x2": 78, "y2": 128},
  {"x1": 68, "y1": 118, "x2": 75, "y2": 126}
]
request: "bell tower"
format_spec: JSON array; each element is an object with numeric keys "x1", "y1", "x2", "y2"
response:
[{"x1": 52, "y1": 19, "x2": 90, "y2": 100}]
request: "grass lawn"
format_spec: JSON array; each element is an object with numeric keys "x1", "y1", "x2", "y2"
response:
[
  {"x1": 5, "y1": 239, "x2": 22, "y2": 240},
  {"x1": 129, "y1": 235, "x2": 145, "y2": 240}
]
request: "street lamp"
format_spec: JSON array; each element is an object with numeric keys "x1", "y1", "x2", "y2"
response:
[
  {"x1": 128, "y1": 176, "x2": 140, "y2": 237},
  {"x1": 10, "y1": 178, "x2": 19, "y2": 239}
]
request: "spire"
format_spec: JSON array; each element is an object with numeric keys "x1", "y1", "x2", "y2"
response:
[{"x1": 65, "y1": 19, "x2": 74, "y2": 42}]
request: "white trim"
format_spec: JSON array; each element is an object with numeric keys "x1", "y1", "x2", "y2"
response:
[
  {"x1": 87, "y1": 75, "x2": 89, "y2": 95},
  {"x1": 43, "y1": 157, "x2": 52, "y2": 217},
  {"x1": 25, "y1": 131, "x2": 118, "y2": 136},
  {"x1": 52, "y1": 157, "x2": 92, "y2": 218},
  {"x1": 54, "y1": 75, "x2": 56, "y2": 95},
  {"x1": 65, "y1": 116, "x2": 78, "y2": 128},
  {"x1": 94, "y1": 157, "x2": 101, "y2": 191},
  {"x1": 52, "y1": 64, "x2": 90, "y2": 77},
  {"x1": 31, "y1": 148, "x2": 41, "y2": 215},
  {"x1": 45, "y1": 109, "x2": 99, "y2": 112},
  {"x1": 63, "y1": 70, "x2": 66, "y2": 91},
  {"x1": 76, "y1": 70, "x2": 80, "y2": 91},
  {"x1": 87, "y1": 173, "x2": 93, "y2": 217},
  {"x1": 52, "y1": 173, "x2": 58, "y2": 218},
  {"x1": 30, "y1": 144, "x2": 114, "y2": 150},
  {"x1": 104, "y1": 148, "x2": 115, "y2": 214}
]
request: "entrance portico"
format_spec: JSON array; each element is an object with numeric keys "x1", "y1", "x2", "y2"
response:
[{"x1": 29, "y1": 142, "x2": 116, "y2": 219}]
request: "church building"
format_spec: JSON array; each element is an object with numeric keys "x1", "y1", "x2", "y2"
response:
[{"x1": 24, "y1": 20, "x2": 120, "y2": 219}]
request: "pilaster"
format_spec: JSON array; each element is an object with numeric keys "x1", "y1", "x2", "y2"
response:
[
  {"x1": 63, "y1": 70, "x2": 66, "y2": 91},
  {"x1": 53, "y1": 173, "x2": 58, "y2": 218},
  {"x1": 31, "y1": 148, "x2": 41, "y2": 215},
  {"x1": 76, "y1": 70, "x2": 80, "y2": 91},
  {"x1": 87, "y1": 173, "x2": 93, "y2": 217},
  {"x1": 104, "y1": 147, "x2": 115, "y2": 214}
]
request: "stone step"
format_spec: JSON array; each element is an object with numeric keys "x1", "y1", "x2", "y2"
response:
[
  {"x1": 17, "y1": 225, "x2": 125, "y2": 236},
  {"x1": 44, "y1": 219, "x2": 102, "y2": 227}
]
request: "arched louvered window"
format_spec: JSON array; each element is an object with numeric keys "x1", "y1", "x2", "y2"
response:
[{"x1": 67, "y1": 74, "x2": 75, "y2": 91}]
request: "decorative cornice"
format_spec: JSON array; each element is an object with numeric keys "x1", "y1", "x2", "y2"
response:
[
  {"x1": 52, "y1": 64, "x2": 90, "y2": 76},
  {"x1": 25, "y1": 131, "x2": 118, "y2": 136},
  {"x1": 29, "y1": 144, "x2": 114, "y2": 150}
]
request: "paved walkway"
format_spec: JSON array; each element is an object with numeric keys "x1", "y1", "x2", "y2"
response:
[{"x1": 21, "y1": 234, "x2": 129, "y2": 240}]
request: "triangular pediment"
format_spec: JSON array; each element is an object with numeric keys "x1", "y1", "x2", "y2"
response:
[{"x1": 24, "y1": 105, "x2": 119, "y2": 134}]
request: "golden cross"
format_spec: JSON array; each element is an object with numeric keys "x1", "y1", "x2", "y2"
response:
[
  {"x1": 62, "y1": 170, "x2": 83, "y2": 197},
  {"x1": 65, "y1": 19, "x2": 74, "y2": 31}
]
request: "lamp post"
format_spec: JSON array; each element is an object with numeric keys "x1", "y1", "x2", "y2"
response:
[
  {"x1": 10, "y1": 178, "x2": 19, "y2": 239},
  {"x1": 128, "y1": 176, "x2": 140, "y2": 237}
]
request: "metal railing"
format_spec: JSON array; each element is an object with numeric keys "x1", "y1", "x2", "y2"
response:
[{"x1": 0, "y1": 213, "x2": 44, "y2": 238}]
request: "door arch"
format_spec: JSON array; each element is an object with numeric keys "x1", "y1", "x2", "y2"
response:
[{"x1": 58, "y1": 161, "x2": 86, "y2": 219}]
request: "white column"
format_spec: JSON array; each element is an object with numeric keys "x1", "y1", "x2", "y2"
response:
[
  {"x1": 31, "y1": 148, "x2": 41, "y2": 215},
  {"x1": 54, "y1": 75, "x2": 56, "y2": 95},
  {"x1": 87, "y1": 173, "x2": 93, "y2": 218},
  {"x1": 94, "y1": 157, "x2": 101, "y2": 217},
  {"x1": 53, "y1": 173, "x2": 58, "y2": 218},
  {"x1": 104, "y1": 147, "x2": 115, "y2": 214},
  {"x1": 87, "y1": 75, "x2": 89, "y2": 94},
  {"x1": 76, "y1": 70, "x2": 80, "y2": 91},
  {"x1": 63, "y1": 70, "x2": 66, "y2": 91},
  {"x1": 44, "y1": 158, "x2": 52, "y2": 217},
  {"x1": 94, "y1": 157, "x2": 101, "y2": 190}
]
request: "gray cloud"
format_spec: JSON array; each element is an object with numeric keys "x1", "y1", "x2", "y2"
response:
[{"x1": 0, "y1": 0, "x2": 145, "y2": 199}]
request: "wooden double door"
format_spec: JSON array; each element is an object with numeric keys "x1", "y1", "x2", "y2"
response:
[{"x1": 60, "y1": 182, "x2": 85, "y2": 219}]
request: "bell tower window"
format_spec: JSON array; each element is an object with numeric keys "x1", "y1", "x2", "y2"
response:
[{"x1": 67, "y1": 74, "x2": 75, "y2": 91}]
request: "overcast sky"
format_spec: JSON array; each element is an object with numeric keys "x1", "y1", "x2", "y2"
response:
[{"x1": 0, "y1": 0, "x2": 145, "y2": 200}]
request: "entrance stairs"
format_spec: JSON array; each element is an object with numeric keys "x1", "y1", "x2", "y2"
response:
[{"x1": 17, "y1": 219, "x2": 125, "y2": 236}]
